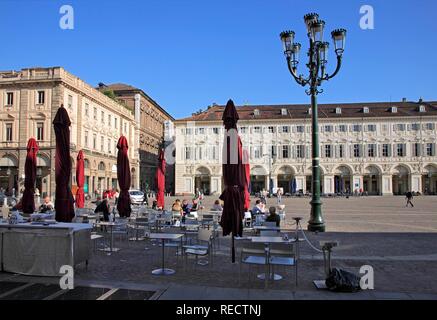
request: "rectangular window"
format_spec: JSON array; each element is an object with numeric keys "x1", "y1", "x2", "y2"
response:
[
  {"x1": 352, "y1": 124, "x2": 362, "y2": 132},
  {"x1": 324, "y1": 125, "x2": 333, "y2": 133},
  {"x1": 338, "y1": 145, "x2": 344, "y2": 158},
  {"x1": 114, "y1": 118, "x2": 118, "y2": 129},
  {"x1": 100, "y1": 136, "x2": 104, "y2": 151},
  {"x1": 213, "y1": 127, "x2": 219, "y2": 134},
  {"x1": 93, "y1": 107, "x2": 97, "y2": 120},
  {"x1": 36, "y1": 122, "x2": 44, "y2": 141},
  {"x1": 239, "y1": 127, "x2": 247, "y2": 134},
  {"x1": 6, "y1": 92, "x2": 14, "y2": 105},
  {"x1": 413, "y1": 143, "x2": 421, "y2": 157},
  {"x1": 270, "y1": 145, "x2": 277, "y2": 158},
  {"x1": 324, "y1": 145, "x2": 332, "y2": 158},
  {"x1": 5, "y1": 123, "x2": 13, "y2": 141},
  {"x1": 425, "y1": 123, "x2": 435, "y2": 131},
  {"x1": 296, "y1": 145, "x2": 305, "y2": 158},
  {"x1": 395, "y1": 124, "x2": 406, "y2": 131},
  {"x1": 367, "y1": 124, "x2": 376, "y2": 132},
  {"x1": 185, "y1": 128, "x2": 192, "y2": 135},
  {"x1": 93, "y1": 134, "x2": 97, "y2": 149},
  {"x1": 268, "y1": 126, "x2": 275, "y2": 133},
  {"x1": 254, "y1": 146, "x2": 261, "y2": 159},
  {"x1": 101, "y1": 111, "x2": 105, "y2": 122},
  {"x1": 124, "y1": 123, "x2": 128, "y2": 134},
  {"x1": 185, "y1": 147, "x2": 192, "y2": 160},
  {"x1": 84, "y1": 131, "x2": 89, "y2": 147},
  {"x1": 282, "y1": 145, "x2": 289, "y2": 159},
  {"x1": 196, "y1": 128, "x2": 205, "y2": 134},
  {"x1": 296, "y1": 125, "x2": 304, "y2": 133},
  {"x1": 68, "y1": 95, "x2": 73, "y2": 109},
  {"x1": 426, "y1": 143, "x2": 435, "y2": 156},
  {"x1": 108, "y1": 138, "x2": 112, "y2": 154},
  {"x1": 108, "y1": 114, "x2": 111, "y2": 126},
  {"x1": 212, "y1": 146, "x2": 217, "y2": 160},
  {"x1": 367, "y1": 144, "x2": 376, "y2": 157},
  {"x1": 411, "y1": 123, "x2": 420, "y2": 131},
  {"x1": 382, "y1": 144, "x2": 390, "y2": 157},
  {"x1": 253, "y1": 127, "x2": 261, "y2": 133},
  {"x1": 37, "y1": 91, "x2": 45, "y2": 104},
  {"x1": 397, "y1": 143, "x2": 406, "y2": 157},
  {"x1": 338, "y1": 125, "x2": 347, "y2": 132},
  {"x1": 85, "y1": 103, "x2": 89, "y2": 117},
  {"x1": 353, "y1": 144, "x2": 361, "y2": 157},
  {"x1": 282, "y1": 126, "x2": 289, "y2": 133}
]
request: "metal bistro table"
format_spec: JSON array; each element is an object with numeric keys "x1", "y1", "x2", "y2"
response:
[
  {"x1": 95, "y1": 222, "x2": 120, "y2": 255},
  {"x1": 251, "y1": 236, "x2": 294, "y2": 282},
  {"x1": 150, "y1": 233, "x2": 184, "y2": 275}
]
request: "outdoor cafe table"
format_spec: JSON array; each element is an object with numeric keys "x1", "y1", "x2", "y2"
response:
[
  {"x1": 0, "y1": 222, "x2": 92, "y2": 276},
  {"x1": 149, "y1": 233, "x2": 184, "y2": 275},
  {"x1": 251, "y1": 236, "x2": 294, "y2": 282},
  {"x1": 94, "y1": 221, "x2": 121, "y2": 254}
]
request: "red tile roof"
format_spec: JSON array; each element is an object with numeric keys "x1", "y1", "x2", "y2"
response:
[{"x1": 176, "y1": 101, "x2": 437, "y2": 122}]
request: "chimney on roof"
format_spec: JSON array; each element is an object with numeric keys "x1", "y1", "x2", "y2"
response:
[{"x1": 402, "y1": 97, "x2": 407, "y2": 102}]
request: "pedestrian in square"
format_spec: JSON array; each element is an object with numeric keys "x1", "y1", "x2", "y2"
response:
[{"x1": 405, "y1": 191, "x2": 414, "y2": 207}]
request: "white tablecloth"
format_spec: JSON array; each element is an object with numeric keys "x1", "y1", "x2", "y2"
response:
[{"x1": 0, "y1": 222, "x2": 92, "y2": 276}]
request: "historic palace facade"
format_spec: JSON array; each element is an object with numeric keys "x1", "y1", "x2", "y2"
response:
[
  {"x1": 0, "y1": 67, "x2": 140, "y2": 197},
  {"x1": 174, "y1": 100, "x2": 437, "y2": 196},
  {"x1": 97, "y1": 83, "x2": 174, "y2": 193}
]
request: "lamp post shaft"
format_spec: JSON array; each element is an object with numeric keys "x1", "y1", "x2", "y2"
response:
[{"x1": 308, "y1": 92, "x2": 325, "y2": 231}]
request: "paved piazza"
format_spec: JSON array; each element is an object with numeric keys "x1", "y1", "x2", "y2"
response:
[{"x1": 1, "y1": 195, "x2": 436, "y2": 299}]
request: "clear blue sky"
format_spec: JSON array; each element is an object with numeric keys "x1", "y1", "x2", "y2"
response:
[{"x1": 1, "y1": 0, "x2": 436, "y2": 119}]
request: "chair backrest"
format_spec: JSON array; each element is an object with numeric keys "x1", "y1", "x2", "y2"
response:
[
  {"x1": 263, "y1": 221, "x2": 277, "y2": 227},
  {"x1": 241, "y1": 242, "x2": 266, "y2": 255},
  {"x1": 260, "y1": 230, "x2": 279, "y2": 237},
  {"x1": 255, "y1": 215, "x2": 265, "y2": 224},
  {"x1": 270, "y1": 243, "x2": 295, "y2": 256},
  {"x1": 201, "y1": 214, "x2": 214, "y2": 221},
  {"x1": 198, "y1": 228, "x2": 213, "y2": 242},
  {"x1": 244, "y1": 212, "x2": 252, "y2": 219}
]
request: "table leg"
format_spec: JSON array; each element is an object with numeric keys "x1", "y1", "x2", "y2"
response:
[{"x1": 152, "y1": 238, "x2": 176, "y2": 275}]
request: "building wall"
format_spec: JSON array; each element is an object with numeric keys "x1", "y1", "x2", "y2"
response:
[
  {"x1": 0, "y1": 67, "x2": 139, "y2": 198},
  {"x1": 174, "y1": 116, "x2": 437, "y2": 196}
]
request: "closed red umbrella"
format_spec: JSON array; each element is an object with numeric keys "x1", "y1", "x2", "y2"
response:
[
  {"x1": 155, "y1": 149, "x2": 166, "y2": 209},
  {"x1": 22, "y1": 138, "x2": 39, "y2": 214},
  {"x1": 117, "y1": 136, "x2": 131, "y2": 218},
  {"x1": 243, "y1": 149, "x2": 251, "y2": 211},
  {"x1": 219, "y1": 100, "x2": 246, "y2": 263},
  {"x1": 75, "y1": 150, "x2": 85, "y2": 208},
  {"x1": 53, "y1": 105, "x2": 75, "y2": 222}
]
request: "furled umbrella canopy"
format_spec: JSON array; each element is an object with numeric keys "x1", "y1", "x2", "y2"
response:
[
  {"x1": 75, "y1": 150, "x2": 85, "y2": 208},
  {"x1": 117, "y1": 136, "x2": 132, "y2": 218},
  {"x1": 243, "y1": 149, "x2": 251, "y2": 211},
  {"x1": 155, "y1": 148, "x2": 166, "y2": 209},
  {"x1": 53, "y1": 105, "x2": 75, "y2": 222},
  {"x1": 22, "y1": 138, "x2": 39, "y2": 214},
  {"x1": 219, "y1": 99, "x2": 246, "y2": 263}
]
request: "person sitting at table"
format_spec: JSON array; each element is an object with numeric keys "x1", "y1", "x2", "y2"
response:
[
  {"x1": 251, "y1": 199, "x2": 264, "y2": 215},
  {"x1": 190, "y1": 199, "x2": 199, "y2": 212},
  {"x1": 265, "y1": 206, "x2": 281, "y2": 227},
  {"x1": 211, "y1": 199, "x2": 223, "y2": 212},
  {"x1": 152, "y1": 199, "x2": 158, "y2": 210},
  {"x1": 172, "y1": 199, "x2": 183, "y2": 213},
  {"x1": 39, "y1": 196, "x2": 54, "y2": 213},
  {"x1": 94, "y1": 198, "x2": 110, "y2": 222}
]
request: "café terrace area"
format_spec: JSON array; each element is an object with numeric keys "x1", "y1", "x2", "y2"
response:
[{"x1": 1, "y1": 195, "x2": 437, "y2": 300}]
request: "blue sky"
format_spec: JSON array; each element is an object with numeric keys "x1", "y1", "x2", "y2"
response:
[{"x1": 1, "y1": 0, "x2": 436, "y2": 119}]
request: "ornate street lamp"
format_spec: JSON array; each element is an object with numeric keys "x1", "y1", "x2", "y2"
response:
[{"x1": 280, "y1": 13, "x2": 346, "y2": 232}]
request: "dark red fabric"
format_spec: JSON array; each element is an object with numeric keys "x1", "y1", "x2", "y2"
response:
[
  {"x1": 117, "y1": 136, "x2": 131, "y2": 217},
  {"x1": 75, "y1": 150, "x2": 85, "y2": 208},
  {"x1": 219, "y1": 100, "x2": 245, "y2": 238},
  {"x1": 53, "y1": 105, "x2": 75, "y2": 222},
  {"x1": 22, "y1": 138, "x2": 39, "y2": 214},
  {"x1": 243, "y1": 149, "x2": 251, "y2": 211},
  {"x1": 155, "y1": 149, "x2": 166, "y2": 209}
]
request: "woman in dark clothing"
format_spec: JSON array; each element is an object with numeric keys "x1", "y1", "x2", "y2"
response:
[
  {"x1": 95, "y1": 199, "x2": 110, "y2": 221},
  {"x1": 265, "y1": 206, "x2": 281, "y2": 227}
]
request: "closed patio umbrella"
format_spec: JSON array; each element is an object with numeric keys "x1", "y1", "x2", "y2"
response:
[
  {"x1": 53, "y1": 105, "x2": 75, "y2": 222},
  {"x1": 155, "y1": 148, "x2": 166, "y2": 209},
  {"x1": 219, "y1": 100, "x2": 246, "y2": 263},
  {"x1": 243, "y1": 149, "x2": 250, "y2": 211},
  {"x1": 117, "y1": 136, "x2": 131, "y2": 218},
  {"x1": 75, "y1": 150, "x2": 85, "y2": 208},
  {"x1": 22, "y1": 138, "x2": 39, "y2": 214}
]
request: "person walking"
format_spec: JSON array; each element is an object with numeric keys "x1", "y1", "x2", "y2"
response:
[
  {"x1": 277, "y1": 187, "x2": 283, "y2": 204},
  {"x1": 405, "y1": 191, "x2": 414, "y2": 207}
]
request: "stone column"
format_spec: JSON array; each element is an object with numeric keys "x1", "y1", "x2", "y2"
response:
[
  {"x1": 351, "y1": 175, "x2": 363, "y2": 192},
  {"x1": 410, "y1": 174, "x2": 422, "y2": 193},
  {"x1": 295, "y1": 175, "x2": 306, "y2": 193},
  {"x1": 323, "y1": 175, "x2": 335, "y2": 194}
]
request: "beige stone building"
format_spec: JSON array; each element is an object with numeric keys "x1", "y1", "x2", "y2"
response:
[
  {"x1": 97, "y1": 83, "x2": 174, "y2": 193},
  {"x1": 174, "y1": 100, "x2": 437, "y2": 196},
  {"x1": 0, "y1": 67, "x2": 139, "y2": 198}
]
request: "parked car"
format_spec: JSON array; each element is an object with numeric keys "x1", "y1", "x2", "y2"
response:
[{"x1": 128, "y1": 190, "x2": 145, "y2": 205}]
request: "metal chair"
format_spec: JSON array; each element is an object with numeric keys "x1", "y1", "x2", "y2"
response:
[
  {"x1": 260, "y1": 230, "x2": 280, "y2": 237},
  {"x1": 183, "y1": 228, "x2": 213, "y2": 269},
  {"x1": 239, "y1": 241, "x2": 269, "y2": 288},
  {"x1": 269, "y1": 242, "x2": 298, "y2": 286}
]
